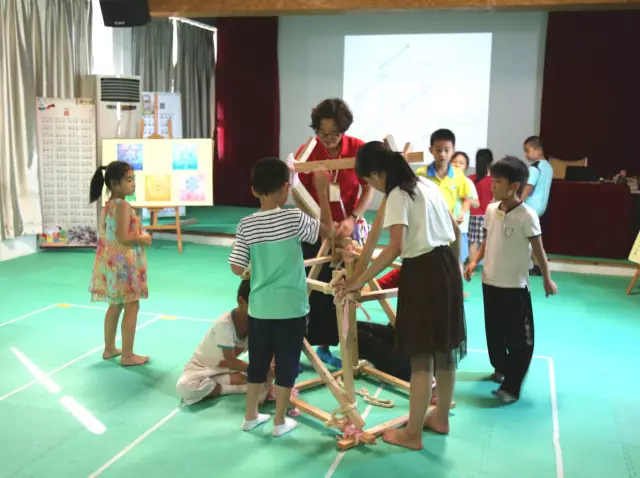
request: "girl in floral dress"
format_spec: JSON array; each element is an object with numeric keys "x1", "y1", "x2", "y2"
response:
[{"x1": 89, "y1": 161, "x2": 152, "y2": 367}]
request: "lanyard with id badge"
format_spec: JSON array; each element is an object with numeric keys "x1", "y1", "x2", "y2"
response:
[
  {"x1": 328, "y1": 163, "x2": 371, "y2": 247},
  {"x1": 330, "y1": 169, "x2": 348, "y2": 219}
]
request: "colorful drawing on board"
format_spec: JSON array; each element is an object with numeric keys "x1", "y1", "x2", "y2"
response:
[
  {"x1": 117, "y1": 144, "x2": 144, "y2": 171},
  {"x1": 145, "y1": 175, "x2": 171, "y2": 202},
  {"x1": 172, "y1": 144, "x2": 198, "y2": 171},
  {"x1": 142, "y1": 94, "x2": 154, "y2": 115},
  {"x1": 180, "y1": 174, "x2": 206, "y2": 201}
]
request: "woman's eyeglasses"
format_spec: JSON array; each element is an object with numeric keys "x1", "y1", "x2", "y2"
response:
[{"x1": 316, "y1": 131, "x2": 341, "y2": 140}]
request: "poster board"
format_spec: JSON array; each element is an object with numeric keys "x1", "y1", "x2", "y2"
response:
[
  {"x1": 101, "y1": 138, "x2": 214, "y2": 208},
  {"x1": 141, "y1": 92, "x2": 185, "y2": 219},
  {"x1": 36, "y1": 97, "x2": 98, "y2": 247},
  {"x1": 629, "y1": 231, "x2": 640, "y2": 265},
  {"x1": 142, "y1": 92, "x2": 183, "y2": 139}
]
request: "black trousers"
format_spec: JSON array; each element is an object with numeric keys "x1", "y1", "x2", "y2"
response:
[
  {"x1": 302, "y1": 241, "x2": 339, "y2": 346},
  {"x1": 482, "y1": 284, "x2": 535, "y2": 398}
]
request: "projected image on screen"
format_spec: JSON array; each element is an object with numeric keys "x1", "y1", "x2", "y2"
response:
[{"x1": 343, "y1": 33, "x2": 492, "y2": 165}]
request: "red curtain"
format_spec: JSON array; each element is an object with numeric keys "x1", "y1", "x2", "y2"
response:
[
  {"x1": 214, "y1": 17, "x2": 280, "y2": 206},
  {"x1": 540, "y1": 11, "x2": 640, "y2": 177}
]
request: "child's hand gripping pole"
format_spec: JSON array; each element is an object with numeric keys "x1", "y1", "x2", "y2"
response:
[{"x1": 285, "y1": 153, "x2": 300, "y2": 188}]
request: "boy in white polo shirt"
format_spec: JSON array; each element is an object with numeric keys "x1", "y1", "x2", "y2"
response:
[
  {"x1": 176, "y1": 280, "x2": 251, "y2": 405},
  {"x1": 229, "y1": 157, "x2": 334, "y2": 437},
  {"x1": 465, "y1": 156, "x2": 558, "y2": 404}
]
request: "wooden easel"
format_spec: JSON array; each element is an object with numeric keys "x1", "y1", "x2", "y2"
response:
[
  {"x1": 281, "y1": 135, "x2": 433, "y2": 450},
  {"x1": 626, "y1": 230, "x2": 640, "y2": 294},
  {"x1": 135, "y1": 93, "x2": 195, "y2": 253}
]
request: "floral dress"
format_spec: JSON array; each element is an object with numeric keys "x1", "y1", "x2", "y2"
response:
[{"x1": 89, "y1": 198, "x2": 148, "y2": 304}]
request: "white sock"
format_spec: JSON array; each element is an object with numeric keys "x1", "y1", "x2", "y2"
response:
[
  {"x1": 242, "y1": 413, "x2": 271, "y2": 431},
  {"x1": 272, "y1": 417, "x2": 298, "y2": 437},
  {"x1": 220, "y1": 384, "x2": 247, "y2": 396}
]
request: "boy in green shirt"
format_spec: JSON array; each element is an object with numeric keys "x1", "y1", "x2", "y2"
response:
[{"x1": 229, "y1": 157, "x2": 333, "y2": 437}]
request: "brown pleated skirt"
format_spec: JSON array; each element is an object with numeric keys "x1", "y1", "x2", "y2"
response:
[{"x1": 395, "y1": 246, "x2": 467, "y2": 367}]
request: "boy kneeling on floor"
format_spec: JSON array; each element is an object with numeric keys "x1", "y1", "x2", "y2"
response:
[{"x1": 176, "y1": 280, "x2": 264, "y2": 405}]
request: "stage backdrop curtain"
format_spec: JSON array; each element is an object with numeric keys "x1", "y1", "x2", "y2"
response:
[
  {"x1": 0, "y1": 0, "x2": 92, "y2": 240},
  {"x1": 174, "y1": 22, "x2": 214, "y2": 139},
  {"x1": 131, "y1": 19, "x2": 174, "y2": 92},
  {"x1": 214, "y1": 17, "x2": 279, "y2": 206},
  {"x1": 540, "y1": 11, "x2": 640, "y2": 177}
]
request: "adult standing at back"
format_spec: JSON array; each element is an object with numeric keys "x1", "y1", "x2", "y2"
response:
[
  {"x1": 521, "y1": 136, "x2": 553, "y2": 275},
  {"x1": 294, "y1": 98, "x2": 374, "y2": 367}
]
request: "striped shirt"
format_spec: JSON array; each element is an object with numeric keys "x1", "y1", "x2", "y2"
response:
[{"x1": 229, "y1": 208, "x2": 320, "y2": 319}]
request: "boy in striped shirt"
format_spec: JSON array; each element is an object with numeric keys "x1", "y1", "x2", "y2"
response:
[{"x1": 229, "y1": 157, "x2": 334, "y2": 437}]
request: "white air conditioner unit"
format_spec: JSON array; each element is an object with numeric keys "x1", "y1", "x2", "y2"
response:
[{"x1": 80, "y1": 75, "x2": 142, "y2": 162}]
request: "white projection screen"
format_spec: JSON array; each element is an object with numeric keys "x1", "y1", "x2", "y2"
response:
[{"x1": 343, "y1": 33, "x2": 492, "y2": 166}]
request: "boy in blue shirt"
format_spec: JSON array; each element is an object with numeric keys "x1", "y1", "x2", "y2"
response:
[
  {"x1": 229, "y1": 157, "x2": 333, "y2": 437},
  {"x1": 521, "y1": 136, "x2": 553, "y2": 276}
]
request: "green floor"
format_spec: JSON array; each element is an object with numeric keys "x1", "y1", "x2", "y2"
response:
[{"x1": 1, "y1": 242, "x2": 639, "y2": 478}]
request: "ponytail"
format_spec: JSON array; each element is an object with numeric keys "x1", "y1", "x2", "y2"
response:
[
  {"x1": 355, "y1": 142, "x2": 418, "y2": 199},
  {"x1": 475, "y1": 148, "x2": 494, "y2": 182},
  {"x1": 89, "y1": 166, "x2": 107, "y2": 203},
  {"x1": 384, "y1": 150, "x2": 417, "y2": 199}
]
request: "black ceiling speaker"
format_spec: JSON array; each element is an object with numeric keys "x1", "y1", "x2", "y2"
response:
[{"x1": 99, "y1": 0, "x2": 151, "y2": 28}]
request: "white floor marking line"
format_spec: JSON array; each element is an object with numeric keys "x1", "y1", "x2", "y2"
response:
[
  {"x1": 59, "y1": 396, "x2": 107, "y2": 435},
  {"x1": 548, "y1": 357, "x2": 564, "y2": 478},
  {"x1": 325, "y1": 385, "x2": 384, "y2": 478},
  {"x1": 10, "y1": 347, "x2": 108, "y2": 435},
  {"x1": 325, "y1": 351, "x2": 564, "y2": 478},
  {"x1": 470, "y1": 348, "x2": 563, "y2": 478},
  {"x1": 89, "y1": 405, "x2": 184, "y2": 477},
  {"x1": 10, "y1": 347, "x2": 62, "y2": 394},
  {"x1": 67, "y1": 303, "x2": 213, "y2": 323},
  {"x1": 0, "y1": 316, "x2": 161, "y2": 402},
  {"x1": 0, "y1": 304, "x2": 58, "y2": 328}
]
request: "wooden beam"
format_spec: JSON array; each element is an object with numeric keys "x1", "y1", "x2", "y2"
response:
[
  {"x1": 337, "y1": 414, "x2": 410, "y2": 451},
  {"x1": 362, "y1": 365, "x2": 409, "y2": 393},
  {"x1": 405, "y1": 151, "x2": 426, "y2": 163},
  {"x1": 301, "y1": 339, "x2": 366, "y2": 429},
  {"x1": 303, "y1": 256, "x2": 333, "y2": 268},
  {"x1": 358, "y1": 288, "x2": 398, "y2": 302},
  {"x1": 354, "y1": 197, "x2": 387, "y2": 278},
  {"x1": 367, "y1": 279, "x2": 397, "y2": 326},
  {"x1": 149, "y1": 0, "x2": 640, "y2": 17},
  {"x1": 289, "y1": 396, "x2": 333, "y2": 422},
  {"x1": 296, "y1": 136, "x2": 317, "y2": 163},
  {"x1": 296, "y1": 370, "x2": 344, "y2": 391},
  {"x1": 293, "y1": 157, "x2": 356, "y2": 173},
  {"x1": 307, "y1": 278, "x2": 329, "y2": 294}
]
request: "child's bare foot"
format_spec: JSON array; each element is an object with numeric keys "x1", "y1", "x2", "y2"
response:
[
  {"x1": 102, "y1": 348, "x2": 122, "y2": 360},
  {"x1": 120, "y1": 354, "x2": 149, "y2": 367},
  {"x1": 423, "y1": 413, "x2": 450, "y2": 434},
  {"x1": 382, "y1": 428, "x2": 423, "y2": 450},
  {"x1": 429, "y1": 395, "x2": 457, "y2": 409}
]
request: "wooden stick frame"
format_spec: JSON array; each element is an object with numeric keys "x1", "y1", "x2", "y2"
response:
[
  {"x1": 627, "y1": 267, "x2": 640, "y2": 295},
  {"x1": 287, "y1": 135, "x2": 425, "y2": 451}
]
